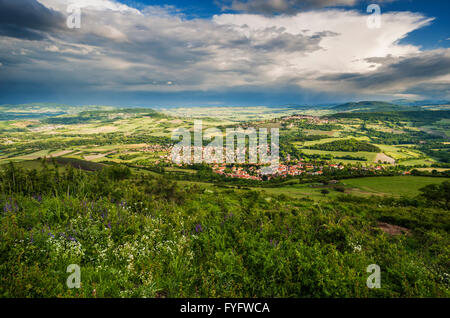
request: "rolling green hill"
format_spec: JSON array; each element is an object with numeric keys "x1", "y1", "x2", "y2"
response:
[
  {"x1": 0, "y1": 103, "x2": 117, "y2": 121},
  {"x1": 332, "y1": 101, "x2": 412, "y2": 113}
]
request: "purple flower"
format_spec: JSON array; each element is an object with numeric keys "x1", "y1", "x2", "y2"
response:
[
  {"x1": 32, "y1": 194, "x2": 42, "y2": 203},
  {"x1": 195, "y1": 224, "x2": 203, "y2": 233},
  {"x1": 3, "y1": 202, "x2": 12, "y2": 213},
  {"x1": 269, "y1": 238, "x2": 279, "y2": 247},
  {"x1": 225, "y1": 212, "x2": 234, "y2": 220}
]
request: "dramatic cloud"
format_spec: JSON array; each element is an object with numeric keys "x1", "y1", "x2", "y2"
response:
[
  {"x1": 221, "y1": 0, "x2": 395, "y2": 15},
  {"x1": 317, "y1": 49, "x2": 450, "y2": 98},
  {"x1": 0, "y1": 0, "x2": 65, "y2": 40},
  {"x1": 0, "y1": 0, "x2": 447, "y2": 104}
]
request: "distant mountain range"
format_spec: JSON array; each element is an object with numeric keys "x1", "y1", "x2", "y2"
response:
[
  {"x1": 0, "y1": 103, "x2": 117, "y2": 121},
  {"x1": 392, "y1": 99, "x2": 450, "y2": 107},
  {"x1": 330, "y1": 100, "x2": 450, "y2": 113},
  {"x1": 1, "y1": 101, "x2": 449, "y2": 122},
  {"x1": 331, "y1": 101, "x2": 412, "y2": 112}
]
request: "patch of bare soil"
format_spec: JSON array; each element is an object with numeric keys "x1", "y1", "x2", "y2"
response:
[
  {"x1": 375, "y1": 153, "x2": 396, "y2": 164},
  {"x1": 84, "y1": 151, "x2": 114, "y2": 161},
  {"x1": 11, "y1": 121, "x2": 37, "y2": 128},
  {"x1": 377, "y1": 222, "x2": 410, "y2": 236},
  {"x1": 48, "y1": 150, "x2": 73, "y2": 157}
]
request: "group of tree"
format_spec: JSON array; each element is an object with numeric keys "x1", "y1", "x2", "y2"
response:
[{"x1": 307, "y1": 138, "x2": 381, "y2": 153}]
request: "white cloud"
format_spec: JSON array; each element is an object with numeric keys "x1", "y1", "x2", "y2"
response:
[
  {"x1": 38, "y1": 0, "x2": 140, "y2": 14},
  {"x1": 0, "y1": 0, "x2": 446, "y2": 100},
  {"x1": 214, "y1": 11, "x2": 432, "y2": 75}
]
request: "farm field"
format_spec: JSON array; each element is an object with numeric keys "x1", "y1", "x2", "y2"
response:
[
  {"x1": 1, "y1": 105, "x2": 449, "y2": 173},
  {"x1": 161, "y1": 106, "x2": 332, "y2": 121},
  {"x1": 341, "y1": 176, "x2": 450, "y2": 197},
  {"x1": 251, "y1": 176, "x2": 450, "y2": 199}
]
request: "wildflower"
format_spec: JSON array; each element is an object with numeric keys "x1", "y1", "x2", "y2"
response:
[
  {"x1": 32, "y1": 194, "x2": 42, "y2": 203},
  {"x1": 195, "y1": 224, "x2": 203, "y2": 233},
  {"x1": 269, "y1": 239, "x2": 279, "y2": 247},
  {"x1": 225, "y1": 212, "x2": 234, "y2": 220},
  {"x1": 3, "y1": 202, "x2": 12, "y2": 213},
  {"x1": 349, "y1": 242, "x2": 362, "y2": 252}
]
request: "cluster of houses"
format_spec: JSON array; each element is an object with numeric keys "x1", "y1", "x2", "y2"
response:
[
  {"x1": 211, "y1": 161, "x2": 350, "y2": 180},
  {"x1": 162, "y1": 143, "x2": 278, "y2": 166},
  {"x1": 150, "y1": 144, "x2": 391, "y2": 181},
  {"x1": 281, "y1": 115, "x2": 330, "y2": 124},
  {"x1": 209, "y1": 161, "x2": 393, "y2": 180},
  {"x1": 213, "y1": 165, "x2": 262, "y2": 180}
]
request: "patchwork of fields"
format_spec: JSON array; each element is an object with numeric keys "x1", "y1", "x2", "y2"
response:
[{"x1": 1, "y1": 105, "x2": 448, "y2": 201}]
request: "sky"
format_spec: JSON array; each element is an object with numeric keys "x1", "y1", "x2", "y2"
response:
[{"x1": 0, "y1": 0, "x2": 449, "y2": 107}]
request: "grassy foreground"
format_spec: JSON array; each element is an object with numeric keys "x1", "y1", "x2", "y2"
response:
[{"x1": 0, "y1": 163, "x2": 449, "y2": 297}]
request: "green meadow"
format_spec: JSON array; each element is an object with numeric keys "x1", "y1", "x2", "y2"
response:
[{"x1": 341, "y1": 176, "x2": 450, "y2": 197}]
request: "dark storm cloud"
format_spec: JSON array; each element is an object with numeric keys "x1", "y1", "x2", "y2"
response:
[
  {"x1": 0, "y1": 24, "x2": 46, "y2": 40},
  {"x1": 403, "y1": 82, "x2": 450, "y2": 100},
  {"x1": 318, "y1": 50, "x2": 450, "y2": 91},
  {"x1": 235, "y1": 28, "x2": 338, "y2": 52},
  {"x1": 221, "y1": 0, "x2": 395, "y2": 15},
  {"x1": 0, "y1": 0, "x2": 64, "y2": 40},
  {"x1": 222, "y1": 0, "x2": 355, "y2": 15}
]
